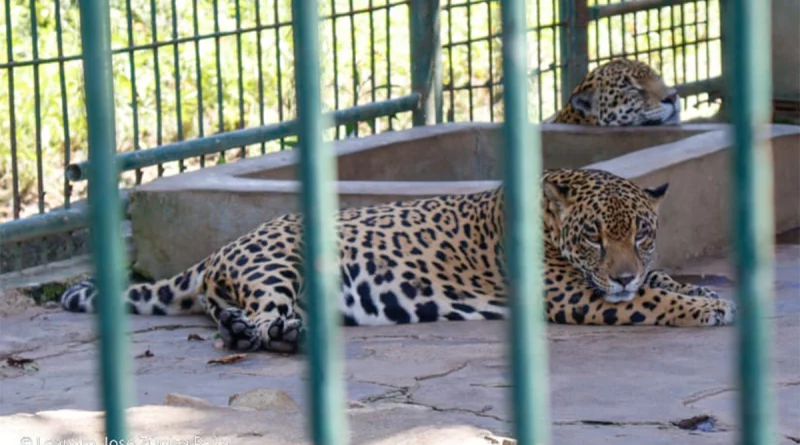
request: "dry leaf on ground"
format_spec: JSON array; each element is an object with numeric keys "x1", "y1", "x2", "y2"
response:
[{"x1": 207, "y1": 353, "x2": 248, "y2": 365}]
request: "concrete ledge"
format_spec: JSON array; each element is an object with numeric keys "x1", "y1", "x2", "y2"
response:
[{"x1": 128, "y1": 122, "x2": 800, "y2": 279}]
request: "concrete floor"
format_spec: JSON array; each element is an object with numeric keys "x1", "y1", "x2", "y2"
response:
[{"x1": 0, "y1": 239, "x2": 798, "y2": 444}]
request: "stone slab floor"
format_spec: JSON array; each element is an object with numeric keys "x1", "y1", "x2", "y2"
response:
[{"x1": 0, "y1": 234, "x2": 798, "y2": 445}]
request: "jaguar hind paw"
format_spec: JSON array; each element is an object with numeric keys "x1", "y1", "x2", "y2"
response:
[{"x1": 701, "y1": 299, "x2": 737, "y2": 326}]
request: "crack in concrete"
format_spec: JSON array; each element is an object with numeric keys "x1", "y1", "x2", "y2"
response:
[
  {"x1": 1, "y1": 323, "x2": 214, "y2": 379},
  {"x1": 353, "y1": 362, "x2": 508, "y2": 425},
  {"x1": 360, "y1": 387, "x2": 410, "y2": 404},
  {"x1": 682, "y1": 387, "x2": 733, "y2": 405},
  {"x1": 470, "y1": 381, "x2": 511, "y2": 388},
  {"x1": 684, "y1": 380, "x2": 800, "y2": 406},
  {"x1": 349, "y1": 334, "x2": 424, "y2": 341},
  {"x1": 415, "y1": 361, "x2": 470, "y2": 381},
  {"x1": 552, "y1": 418, "x2": 732, "y2": 433},
  {"x1": 554, "y1": 419, "x2": 669, "y2": 428},
  {"x1": 405, "y1": 399, "x2": 510, "y2": 424}
]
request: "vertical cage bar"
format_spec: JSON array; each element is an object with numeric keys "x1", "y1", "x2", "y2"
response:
[
  {"x1": 235, "y1": 0, "x2": 246, "y2": 158},
  {"x1": 149, "y1": 0, "x2": 164, "y2": 176},
  {"x1": 55, "y1": 0, "x2": 72, "y2": 208},
  {"x1": 466, "y1": 1, "x2": 474, "y2": 122},
  {"x1": 368, "y1": 0, "x2": 377, "y2": 133},
  {"x1": 192, "y1": 0, "x2": 206, "y2": 167},
  {"x1": 125, "y1": 0, "x2": 142, "y2": 184},
  {"x1": 487, "y1": 0, "x2": 495, "y2": 121},
  {"x1": 723, "y1": 0, "x2": 777, "y2": 444},
  {"x1": 446, "y1": 0, "x2": 454, "y2": 122},
  {"x1": 77, "y1": 0, "x2": 133, "y2": 438},
  {"x1": 348, "y1": 0, "x2": 358, "y2": 136},
  {"x1": 330, "y1": 0, "x2": 341, "y2": 138},
  {"x1": 273, "y1": 0, "x2": 285, "y2": 151},
  {"x1": 28, "y1": 0, "x2": 44, "y2": 214},
  {"x1": 559, "y1": 0, "x2": 588, "y2": 107},
  {"x1": 255, "y1": 0, "x2": 266, "y2": 154},
  {"x1": 213, "y1": 0, "x2": 225, "y2": 161},
  {"x1": 5, "y1": 0, "x2": 20, "y2": 219},
  {"x1": 409, "y1": 0, "x2": 442, "y2": 126},
  {"x1": 171, "y1": 0, "x2": 185, "y2": 172},
  {"x1": 385, "y1": 1, "x2": 393, "y2": 130},
  {"x1": 499, "y1": 0, "x2": 551, "y2": 444},
  {"x1": 291, "y1": 0, "x2": 348, "y2": 442}
]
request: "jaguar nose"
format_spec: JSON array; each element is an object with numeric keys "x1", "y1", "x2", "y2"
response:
[
  {"x1": 662, "y1": 90, "x2": 679, "y2": 104},
  {"x1": 612, "y1": 274, "x2": 635, "y2": 287}
]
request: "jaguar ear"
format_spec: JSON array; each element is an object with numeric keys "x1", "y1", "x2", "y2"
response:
[
  {"x1": 643, "y1": 182, "x2": 669, "y2": 209},
  {"x1": 569, "y1": 89, "x2": 594, "y2": 114},
  {"x1": 543, "y1": 180, "x2": 574, "y2": 219}
]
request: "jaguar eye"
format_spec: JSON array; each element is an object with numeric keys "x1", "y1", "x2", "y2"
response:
[
  {"x1": 635, "y1": 230, "x2": 649, "y2": 242},
  {"x1": 585, "y1": 232, "x2": 602, "y2": 246}
]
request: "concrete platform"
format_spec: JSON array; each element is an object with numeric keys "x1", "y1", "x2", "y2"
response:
[
  {"x1": 127, "y1": 123, "x2": 800, "y2": 279},
  {"x1": 1, "y1": 237, "x2": 798, "y2": 444}
]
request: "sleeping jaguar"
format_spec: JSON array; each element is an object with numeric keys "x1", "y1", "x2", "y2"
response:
[
  {"x1": 547, "y1": 58, "x2": 681, "y2": 126},
  {"x1": 60, "y1": 168, "x2": 735, "y2": 353}
]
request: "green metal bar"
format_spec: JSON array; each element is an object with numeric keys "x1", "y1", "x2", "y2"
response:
[
  {"x1": 191, "y1": 0, "x2": 206, "y2": 167},
  {"x1": 589, "y1": 0, "x2": 697, "y2": 19},
  {"x1": 67, "y1": 94, "x2": 420, "y2": 182},
  {"x1": 409, "y1": 0, "x2": 442, "y2": 125},
  {"x1": 559, "y1": 0, "x2": 589, "y2": 107},
  {"x1": 291, "y1": 0, "x2": 348, "y2": 442},
  {"x1": 499, "y1": 1, "x2": 551, "y2": 445},
  {"x1": 77, "y1": 0, "x2": 133, "y2": 438},
  {"x1": 255, "y1": 0, "x2": 265, "y2": 154},
  {"x1": 349, "y1": 0, "x2": 358, "y2": 137},
  {"x1": 487, "y1": 0, "x2": 495, "y2": 122},
  {"x1": 675, "y1": 76, "x2": 723, "y2": 100},
  {"x1": 273, "y1": 0, "x2": 286, "y2": 150},
  {"x1": 466, "y1": 0, "x2": 474, "y2": 121},
  {"x1": 171, "y1": 0, "x2": 185, "y2": 172},
  {"x1": 235, "y1": 0, "x2": 246, "y2": 158},
  {"x1": 535, "y1": 0, "x2": 543, "y2": 118},
  {"x1": 0, "y1": 196, "x2": 129, "y2": 245},
  {"x1": 5, "y1": 0, "x2": 20, "y2": 219},
  {"x1": 149, "y1": 0, "x2": 164, "y2": 176},
  {"x1": 213, "y1": 0, "x2": 225, "y2": 162},
  {"x1": 330, "y1": 0, "x2": 341, "y2": 139},
  {"x1": 54, "y1": 0, "x2": 72, "y2": 208},
  {"x1": 28, "y1": 0, "x2": 44, "y2": 214},
  {"x1": 723, "y1": 0, "x2": 777, "y2": 443},
  {"x1": 369, "y1": 0, "x2": 377, "y2": 133},
  {"x1": 385, "y1": 1, "x2": 393, "y2": 130},
  {"x1": 446, "y1": 0, "x2": 454, "y2": 122}
]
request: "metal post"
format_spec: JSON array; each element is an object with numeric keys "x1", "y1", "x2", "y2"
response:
[
  {"x1": 409, "y1": 0, "x2": 442, "y2": 125},
  {"x1": 559, "y1": 0, "x2": 589, "y2": 107},
  {"x1": 723, "y1": 0, "x2": 777, "y2": 444},
  {"x1": 291, "y1": 0, "x2": 348, "y2": 443},
  {"x1": 500, "y1": 0, "x2": 551, "y2": 444},
  {"x1": 77, "y1": 0, "x2": 133, "y2": 439}
]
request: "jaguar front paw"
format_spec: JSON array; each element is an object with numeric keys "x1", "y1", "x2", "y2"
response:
[
  {"x1": 264, "y1": 316, "x2": 305, "y2": 354},
  {"x1": 685, "y1": 285, "x2": 719, "y2": 299},
  {"x1": 218, "y1": 308, "x2": 262, "y2": 352}
]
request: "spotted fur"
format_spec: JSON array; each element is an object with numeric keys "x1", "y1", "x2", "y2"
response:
[
  {"x1": 548, "y1": 58, "x2": 681, "y2": 126},
  {"x1": 60, "y1": 169, "x2": 734, "y2": 353}
]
